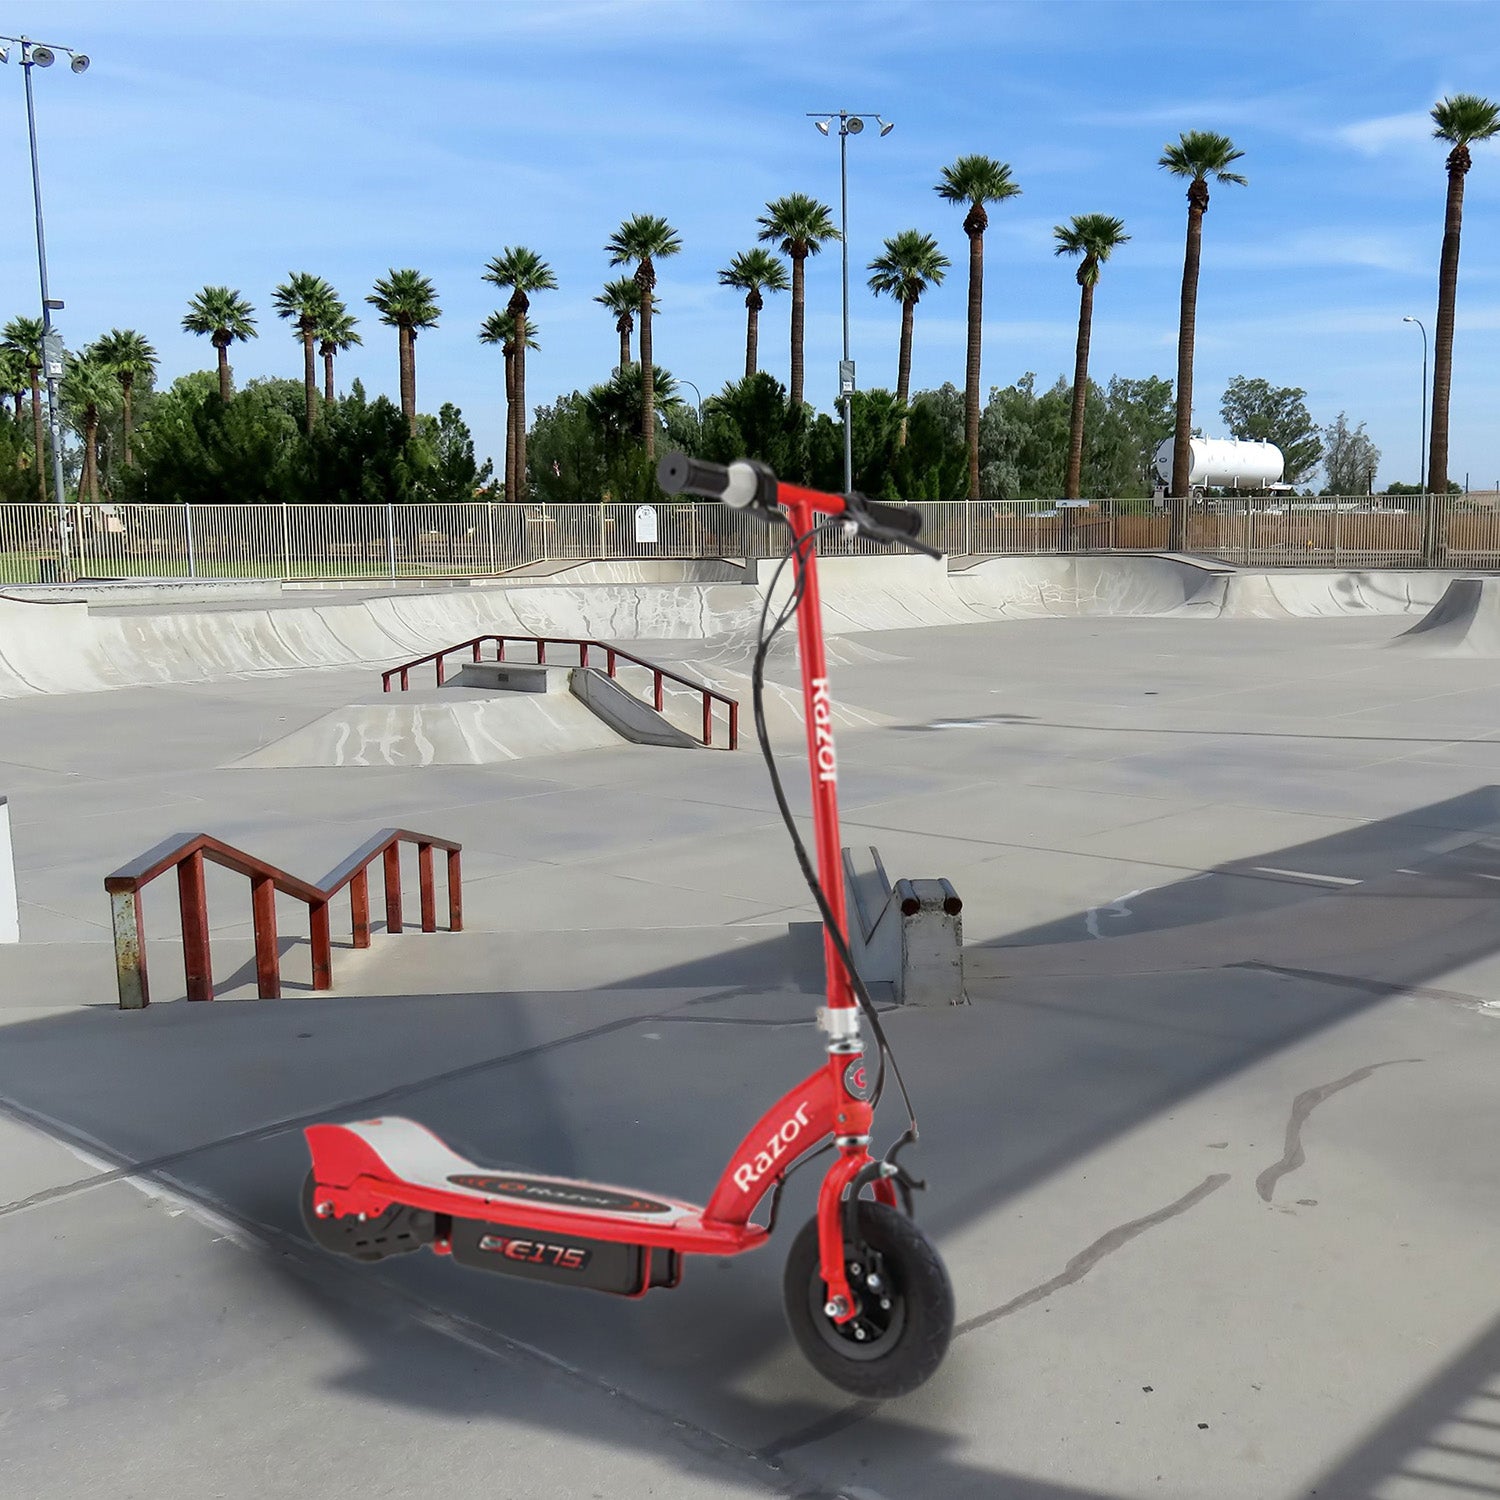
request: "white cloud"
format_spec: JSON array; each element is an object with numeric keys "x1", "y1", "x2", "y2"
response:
[{"x1": 1338, "y1": 110, "x2": 1434, "y2": 156}]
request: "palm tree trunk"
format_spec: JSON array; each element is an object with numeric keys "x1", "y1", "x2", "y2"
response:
[
  {"x1": 216, "y1": 342, "x2": 232, "y2": 403},
  {"x1": 302, "y1": 325, "x2": 318, "y2": 431},
  {"x1": 618, "y1": 320, "x2": 631, "y2": 373},
  {"x1": 399, "y1": 326, "x2": 416, "y2": 435},
  {"x1": 122, "y1": 374, "x2": 135, "y2": 467},
  {"x1": 639, "y1": 264, "x2": 656, "y2": 458},
  {"x1": 964, "y1": 229, "x2": 984, "y2": 500},
  {"x1": 323, "y1": 349, "x2": 335, "y2": 405},
  {"x1": 85, "y1": 412, "x2": 99, "y2": 504},
  {"x1": 1426, "y1": 152, "x2": 1468, "y2": 562},
  {"x1": 514, "y1": 310, "x2": 529, "y2": 503},
  {"x1": 29, "y1": 374, "x2": 45, "y2": 503},
  {"x1": 1065, "y1": 278, "x2": 1095, "y2": 501},
  {"x1": 503, "y1": 347, "x2": 516, "y2": 501},
  {"x1": 1169, "y1": 189, "x2": 1206, "y2": 550},
  {"x1": 745, "y1": 296, "x2": 759, "y2": 380},
  {"x1": 896, "y1": 295, "x2": 916, "y2": 447},
  {"x1": 790, "y1": 253, "x2": 806, "y2": 406}
]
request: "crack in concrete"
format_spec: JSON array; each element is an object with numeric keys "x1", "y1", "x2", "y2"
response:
[{"x1": 1256, "y1": 1059, "x2": 1421, "y2": 1203}]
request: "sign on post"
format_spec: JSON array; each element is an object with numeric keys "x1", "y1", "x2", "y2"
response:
[
  {"x1": 634, "y1": 504, "x2": 658, "y2": 545},
  {"x1": 0, "y1": 797, "x2": 18, "y2": 944}
]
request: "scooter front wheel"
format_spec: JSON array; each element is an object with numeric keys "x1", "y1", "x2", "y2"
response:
[{"x1": 783, "y1": 1199, "x2": 954, "y2": 1399}]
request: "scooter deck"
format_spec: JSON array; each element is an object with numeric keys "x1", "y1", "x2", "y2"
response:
[{"x1": 306, "y1": 1117, "x2": 768, "y2": 1255}]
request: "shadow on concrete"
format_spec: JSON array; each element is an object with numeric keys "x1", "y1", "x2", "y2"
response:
[{"x1": 4, "y1": 791, "x2": 1500, "y2": 1495}]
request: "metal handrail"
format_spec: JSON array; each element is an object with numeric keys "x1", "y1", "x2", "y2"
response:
[
  {"x1": 381, "y1": 634, "x2": 739, "y2": 749},
  {"x1": 104, "y1": 827, "x2": 462, "y2": 1010}
]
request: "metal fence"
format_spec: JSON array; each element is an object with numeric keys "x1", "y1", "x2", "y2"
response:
[{"x1": 0, "y1": 496, "x2": 1493, "y2": 586}]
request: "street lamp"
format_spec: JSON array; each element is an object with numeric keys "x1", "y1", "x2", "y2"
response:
[
  {"x1": 1402, "y1": 315, "x2": 1428, "y2": 493},
  {"x1": 809, "y1": 109, "x2": 893, "y2": 495},
  {"x1": 2, "y1": 33, "x2": 89, "y2": 578},
  {"x1": 678, "y1": 378, "x2": 703, "y2": 428}
]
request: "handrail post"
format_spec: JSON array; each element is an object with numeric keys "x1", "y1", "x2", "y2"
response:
[
  {"x1": 654, "y1": 671, "x2": 663, "y2": 711},
  {"x1": 178, "y1": 849, "x2": 214, "y2": 1001},
  {"x1": 729, "y1": 700, "x2": 739, "y2": 751},
  {"x1": 309, "y1": 899, "x2": 333, "y2": 991},
  {"x1": 537, "y1": 639, "x2": 547, "y2": 664},
  {"x1": 110, "y1": 885, "x2": 150, "y2": 1009},
  {"x1": 581, "y1": 642, "x2": 589, "y2": 668},
  {"x1": 250, "y1": 874, "x2": 280, "y2": 999},
  {"x1": 471, "y1": 640, "x2": 482, "y2": 663},
  {"x1": 607, "y1": 647, "x2": 616, "y2": 678},
  {"x1": 400, "y1": 667, "x2": 409, "y2": 690},
  {"x1": 436, "y1": 653, "x2": 446, "y2": 687},
  {"x1": 350, "y1": 867, "x2": 371, "y2": 948},
  {"x1": 702, "y1": 694, "x2": 712, "y2": 747},
  {"x1": 497, "y1": 637, "x2": 506, "y2": 661},
  {"x1": 383, "y1": 843, "x2": 403, "y2": 934},
  {"x1": 418, "y1": 842, "x2": 437, "y2": 933},
  {"x1": 447, "y1": 848, "x2": 463, "y2": 932}
]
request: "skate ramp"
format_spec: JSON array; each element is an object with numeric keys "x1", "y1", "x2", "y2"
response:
[
  {"x1": 501, "y1": 560, "x2": 750, "y2": 585},
  {"x1": 952, "y1": 555, "x2": 1222, "y2": 617},
  {"x1": 1390, "y1": 577, "x2": 1500, "y2": 656},
  {"x1": 231, "y1": 692, "x2": 624, "y2": 768},
  {"x1": 1205, "y1": 570, "x2": 1455, "y2": 619}
]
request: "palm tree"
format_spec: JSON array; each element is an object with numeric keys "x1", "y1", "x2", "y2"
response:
[
  {"x1": 1160, "y1": 131, "x2": 1247, "y2": 544},
  {"x1": 867, "y1": 230, "x2": 950, "y2": 443},
  {"x1": 366, "y1": 269, "x2": 441, "y2": 435},
  {"x1": 479, "y1": 311, "x2": 538, "y2": 501},
  {"x1": 3, "y1": 316, "x2": 47, "y2": 500},
  {"x1": 89, "y1": 329, "x2": 157, "y2": 467},
  {"x1": 313, "y1": 302, "x2": 361, "y2": 404},
  {"x1": 718, "y1": 249, "x2": 790, "y2": 380},
  {"x1": 935, "y1": 156, "x2": 1022, "y2": 498},
  {"x1": 756, "y1": 194, "x2": 839, "y2": 407},
  {"x1": 1053, "y1": 215, "x2": 1130, "y2": 500},
  {"x1": 1427, "y1": 95, "x2": 1500, "y2": 505},
  {"x1": 182, "y1": 287, "x2": 257, "y2": 403},
  {"x1": 482, "y1": 248, "x2": 556, "y2": 503},
  {"x1": 60, "y1": 355, "x2": 117, "y2": 505},
  {"x1": 605, "y1": 214, "x2": 682, "y2": 456},
  {"x1": 594, "y1": 277, "x2": 644, "y2": 371},
  {"x1": 273, "y1": 273, "x2": 337, "y2": 431},
  {"x1": 0, "y1": 348, "x2": 26, "y2": 422}
]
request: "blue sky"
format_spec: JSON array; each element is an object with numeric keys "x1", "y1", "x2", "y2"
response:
[{"x1": 4, "y1": 0, "x2": 1500, "y2": 490}]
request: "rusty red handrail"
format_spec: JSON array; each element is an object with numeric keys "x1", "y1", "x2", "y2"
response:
[
  {"x1": 104, "y1": 827, "x2": 462, "y2": 1010},
  {"x1": 381, "y1": 634, "x2": 738, "y2": 750}
]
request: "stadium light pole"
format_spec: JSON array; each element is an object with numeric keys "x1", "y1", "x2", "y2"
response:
[
  {"x1": 809, "y1": 109, "x2": 893, "y2": 495},
  {"x1": 1402, "y1": 315, "x2": 1428, "y2": 493},
  {"x1": 2, "y1": 34, "x2": 89, "y2": 577}
]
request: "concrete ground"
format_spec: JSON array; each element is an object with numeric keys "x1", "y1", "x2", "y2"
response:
[{"x1": 4, "y1": 573, "x2": 1500, "y2": 1500}]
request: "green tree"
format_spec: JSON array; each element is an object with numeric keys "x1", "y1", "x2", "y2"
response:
[
  {"x1": 182, "y1": 286, "x2": 258, "y2": 403},
  {"x1": 1104, "y1": 375, "x2": 1175, "y2": 490},
  {"x1": 0, "y1": 347, "x2": 26, "y2": 422},
  {"x1": 1053, "y1": 214, "x2": 1130, "y2": 499},
  {"x1": 867, "y1": 229, "x2": 950, "y2": 444},
  {"x1": 584, "y1": 362, "x2": 681, "y2": 454},
  {"x1": 478, "y1": 310, "x2": 538, "y2": 500},
  {"x1": 60, "y1": 354, "x2": 119, "y2": 503},
  {"x1": 1427, "y1": 94, "x2": 1500, "y2": 499},
  {"x1": 594, "y1": 276, "x2": 644, "y2": 371},
  {"x1": 935, "y1": 155, "x2": 1022, "y2": 498},
  {"x1": 481, "y1": 247, "x2": 556, "y2": 504},
  {"x1": 605, "y1": 214, "x2": 682, "y2": 457},
  {"x1": 700, "y1": 372, "x2": 812, "y2": 481},
  {"x1": 527, "y1": 391, "x2": 610, "y2": 505},
  {"x1": 313, "y1": 301, "x2": 361, "y2": 404},
  {"x1": 273, "y1": 272, "x2": 337, "y2": 431},
  {"x1": 756, "y1": 193, "x2": 839, "y2": 408},
  {"x1": 1220, "y1": 376, "x2": 1322, "y2": 484},
  {"x1": 413, "y1": 402, "x2": 493, "y2": 505},
  {"x1": 1322, "y1": 412, "x2": 1381, "y2": 495},
  {"x1": 90, "y1": 328, "x2": 158, "y2": 467},
  {"x1": 1159, "y1": 131, "x2": 1247, "y2": 540},
  {"x1": 366, "y1": 269, "x2": 441, "y2": 435},
  {"x1": 718, "y1": 248, "x2": 790, "y2": 380},
  {"x1": 3, "y1": 315, "x2": 47, "y2": 500}
]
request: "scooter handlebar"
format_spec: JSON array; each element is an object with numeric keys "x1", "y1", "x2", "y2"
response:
[
  {"x1": 850, "y1": 495, "x2": 924, "y2": 540},
  {"x1": 656, "y1": 453, "x2": 778, "y2": 512}
]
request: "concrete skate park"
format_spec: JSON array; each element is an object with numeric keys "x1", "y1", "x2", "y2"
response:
[{"x1": 5, "y1": 550, "x2": 1500, "y2": 1500}]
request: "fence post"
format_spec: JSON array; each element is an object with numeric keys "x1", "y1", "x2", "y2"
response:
[
  {"x1": 281, "y1": 501, "x2": 292, "y2": 581},
  {"x1": 486, "y1": 502, "x2": 498, "y2": 575},
  {"x1": 184, "y1": 502, "x2": 197, "y2": 579},
  {"x1": 386, "y1": 501, "x2": 397, "y2": 581}
]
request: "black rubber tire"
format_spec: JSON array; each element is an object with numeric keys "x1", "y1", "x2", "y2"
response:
[{"x1": 783, "y1": 1200, "x2": 954, "y2": 1399}]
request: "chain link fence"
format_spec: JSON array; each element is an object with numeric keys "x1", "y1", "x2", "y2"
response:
[{"x1": 1, "y1": 496, "x2": 1494, "y2": 586}]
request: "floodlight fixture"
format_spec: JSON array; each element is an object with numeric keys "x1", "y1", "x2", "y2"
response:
[
  {"x1": 878, "y1": 117, "x2": 894, "y2": 136},
  {"x1": 70, "y1": 52, "x2": 89, "y2": 74},
  {"x1": 0, "y1": 46, "x2": 9, "y2": 64},
  {"x1": 846, "y1": 114, "x2": 864, "y2": 134},
  {"x1": 814, "y1": 119, "x2": 829, "y2": 135},
  {"x1": 31, "y1": 45, "x2": 53, "y2": 67}
]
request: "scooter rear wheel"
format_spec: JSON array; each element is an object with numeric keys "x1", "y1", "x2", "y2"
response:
[{"x1": 783, "y1": 1199, "x2": 954, "y2": 1399}]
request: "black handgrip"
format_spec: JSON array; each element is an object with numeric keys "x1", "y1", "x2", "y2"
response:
[
  {"x1": 856, "y1": 497, "x2": 923, "y2": 539},
  {"x1": 657, "y1": 452, "x2": 732, "y2": 500}
]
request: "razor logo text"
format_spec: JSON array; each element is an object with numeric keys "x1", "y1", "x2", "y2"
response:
[
  {"x1": 733, "y1": 1103, "x2": 814, "y2": 1192},
  {"x1": 811, "y1": 678, "x2": 837, "y2": 784}
]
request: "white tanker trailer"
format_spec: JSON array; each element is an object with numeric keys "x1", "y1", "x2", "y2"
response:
[{"x1": 1152, "y1": 437, "x2": 1284, "y2": 491}]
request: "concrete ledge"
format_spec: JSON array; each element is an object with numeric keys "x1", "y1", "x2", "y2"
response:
[
  {"x1": 569, "y1": 667, "x2": 699, "y2": 748},
  {"x1": 449, "y1": 661, "x2": 572, "y2": 694}
]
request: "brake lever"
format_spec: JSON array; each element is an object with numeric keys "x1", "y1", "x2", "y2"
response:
[{"x1": 857, "y1": 523, "x2": 944, "y2": 561}]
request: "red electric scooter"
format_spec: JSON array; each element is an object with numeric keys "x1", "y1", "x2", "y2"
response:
[{"x1": 301, "y1": 454, "x2": 955, "y2": 1398}]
